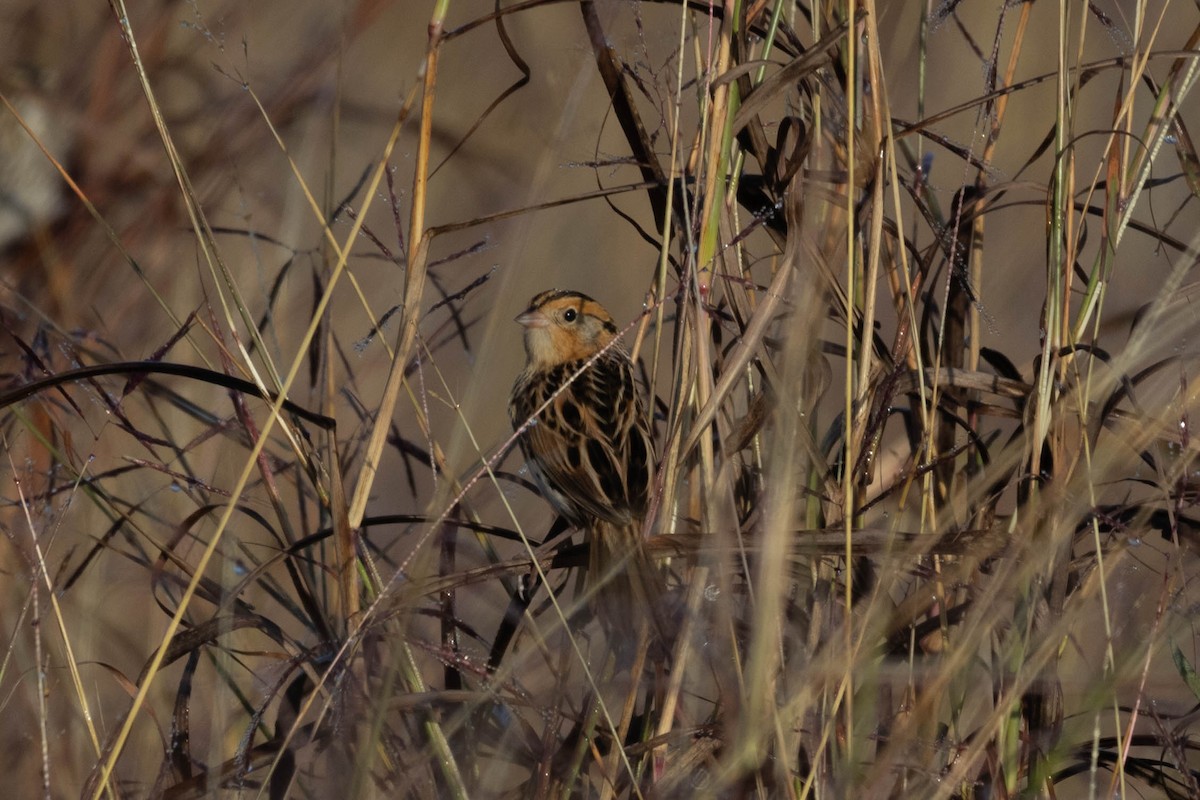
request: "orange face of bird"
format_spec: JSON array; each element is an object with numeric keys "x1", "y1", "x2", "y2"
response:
[{"x1": 515, "y1": 290, "x2": 619, "y2": 368}]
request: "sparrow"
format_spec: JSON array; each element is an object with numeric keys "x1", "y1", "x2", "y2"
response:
[{"x1": 508, "y1": 289, "x2": 657, "y2": 637}]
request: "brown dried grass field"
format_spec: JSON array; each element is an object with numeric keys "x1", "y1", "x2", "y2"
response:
[{"x1": 1, "y1": 1, "x2": 1199, "y2": 797}]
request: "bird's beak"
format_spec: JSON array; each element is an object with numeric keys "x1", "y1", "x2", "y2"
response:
[{"x1": 515, "y1": 309, "x2": 550, "y2": 328}]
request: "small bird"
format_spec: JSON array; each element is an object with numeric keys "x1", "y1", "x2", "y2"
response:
[{"x1": 508, "y1": 289, "x2": 657, "y2": 639}]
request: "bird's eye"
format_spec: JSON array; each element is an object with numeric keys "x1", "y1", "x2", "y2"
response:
[{"x1": 563, "y1": 308, "x2": 578, "y2": 323}]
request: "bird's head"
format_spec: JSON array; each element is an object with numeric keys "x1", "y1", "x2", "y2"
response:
[{"x1": 515, "y1": 289, "x2": 620, "y2": 368}]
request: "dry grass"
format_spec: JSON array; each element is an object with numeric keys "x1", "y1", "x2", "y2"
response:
[{"x1": 1, "y1": 0, "x2": 1200, "y2": 797}]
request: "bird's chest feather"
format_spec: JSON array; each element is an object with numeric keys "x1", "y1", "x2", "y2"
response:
[{"x1": 509, "y1": 355, "x2": 647, "y2": 524}]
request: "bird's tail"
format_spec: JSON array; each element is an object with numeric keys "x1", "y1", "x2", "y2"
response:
[{"x1": 587, "y1": 520, "x2": 666, "y2": 654}]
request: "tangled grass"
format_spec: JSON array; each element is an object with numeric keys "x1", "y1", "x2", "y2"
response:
[{"x1": 1, "y1": 0, "x2": 1199, "y2": 797}]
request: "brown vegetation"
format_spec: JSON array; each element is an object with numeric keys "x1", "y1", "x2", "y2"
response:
[{"x1": 1, "y1": 1, "x2": 1199, "y2": 797}]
